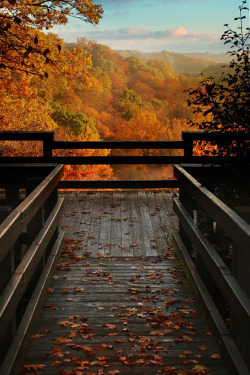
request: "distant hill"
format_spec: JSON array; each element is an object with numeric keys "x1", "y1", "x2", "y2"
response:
[
  {"x1": 201, "y1": 63, "x2": 230, "y2": 80},
  {"x1": 183, "y1": 52, "x2": 230, "y2": 64},
  {"x1": 115, "y1": 50, "x2": 230, "y2": 75}
]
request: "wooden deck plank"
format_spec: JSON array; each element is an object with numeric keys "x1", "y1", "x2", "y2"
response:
[
  {"x1": 145, "y1": 191, "x2": 169, "y2": 255},
  {"x1": 129, "y1": 191, "x2": 146, "y2": 257},
  {"x1": 19, "y1": 192, "x2": 228, "y2": 375},
  {"x1": 137, "y1": 191, "x2": 158, "y2": 257},
  {"x1": 85, "y1": 192, "x2": 104, "y2": 256},
  {"x1": 120, "y1": 192, "x2": 134, "y2": 257},
  {"x1": 110, "y1": 192, "x2": 122, "y2": 256}
]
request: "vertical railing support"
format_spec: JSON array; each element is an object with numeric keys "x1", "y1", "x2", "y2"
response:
[
  {"x1": 182, "y1": 132, "x2": 193, "y2": 159},
  {"x1": 43, "y1": 132, "x2": 54, "y2": 161}
]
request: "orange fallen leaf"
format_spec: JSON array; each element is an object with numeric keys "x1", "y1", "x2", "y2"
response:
[
  {"x1": 183, "y1": 350, "x2": 193, "y2": 355},
  {"x1": 192, "y1": 364, "x2": 208, "y2": 373},
  {"x1": 24, "y1": 364, "x2": 47, "y2": 370},
  {"x1": 31, "y1": 334, "x2": 44, "y2": 339},
  {"x1": 198, "y1": 345, "x2": 208, "y2": 351},
  {"x1": 211, "y1": 353, "x2": 221, "y2": 359}
]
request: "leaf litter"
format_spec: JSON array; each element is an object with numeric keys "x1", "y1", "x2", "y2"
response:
[{"x1": 20, "y1": 195, "x2": 225, "y2": 375}]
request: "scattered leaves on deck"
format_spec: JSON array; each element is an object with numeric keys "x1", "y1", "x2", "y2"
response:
[{"x1": 20, "y1": 193, "x2": 224, "y2": 375}]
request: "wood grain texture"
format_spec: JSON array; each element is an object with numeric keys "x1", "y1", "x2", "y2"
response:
[{"x1": 19, "y1": 192, "x2": 228, "y2": 375}]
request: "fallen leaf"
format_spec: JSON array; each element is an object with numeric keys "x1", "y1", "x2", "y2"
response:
[
  {"x1": 211, "y1": 353, "x2": 221, "y2": 359},
  {"x1": 192, "y1": 364, "x2": 208, "y2": 373},
  {"x1": 31, "y1": 334, "x2": 44, "y2": 339},
  {"x1": 24, "y1": 364, "x2": 47, "y2": 370},
  {"x1": 198, "y1": 346, "x2": 208, "y2": 351}
]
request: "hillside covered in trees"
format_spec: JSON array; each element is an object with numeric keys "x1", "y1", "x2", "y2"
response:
[
  {"x1": 0, "y1": 37, "x2": 225, "y2": 180},
  {"x1": 116, "y1": 50, "x2": 230, "y2": 75}
]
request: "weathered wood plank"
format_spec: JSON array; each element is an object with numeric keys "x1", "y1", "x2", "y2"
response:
[
  {"x1": 138, "y1": 191, "x2": 158, "y2": 256},
  {"x1": 173, "y1": 198, "x2": 250, "y2": 327},
  {"x1": 19, "y1": 192, "x2": 228, "y2": 375},
  {"x1": 0, "y1": 198, "x2": 64, "y2": 343},
  {"x1": 174, "y1": 165, "x2": 250, "y2": 250},
  {"x1": 0, "y1": 165, "x2": 64, "y2": 262},
  {"x1": 0, "y1": 230, "x2": 65, "y2": 375}
]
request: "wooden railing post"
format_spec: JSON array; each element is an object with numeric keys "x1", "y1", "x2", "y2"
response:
[
  {"x1": 182, "y1": 132, "x2": 193, "y2": 159},
  {"x1": 179, "y1": 186, "x2": 195, "y2": 258},
  {"x1": 231, "y1": 207, "x2": 250, "y2": 369},
  {"x1": 43, "y1": 132, "x2": 54, "y2": 161}
]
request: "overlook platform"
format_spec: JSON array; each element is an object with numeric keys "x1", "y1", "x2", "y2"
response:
[
  {"x1": 19, "y1": 191, "x2": 227, "y2": 375},
  {"x1": 1, "y1": 131, "x2": 249, "y2": 375}
]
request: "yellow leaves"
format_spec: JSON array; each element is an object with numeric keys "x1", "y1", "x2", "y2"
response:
[{"x1": 0, "y1": 0, "x2": 103, "y2": 75}]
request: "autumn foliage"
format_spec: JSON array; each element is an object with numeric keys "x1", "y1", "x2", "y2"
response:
[{"x1": 1, "y1": 0, "x2": 229, "y2": 181}]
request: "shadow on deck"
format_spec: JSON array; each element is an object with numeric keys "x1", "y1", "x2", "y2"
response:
[{"x1": 18, "y1": 191, "x2": 227, "y2": 375}]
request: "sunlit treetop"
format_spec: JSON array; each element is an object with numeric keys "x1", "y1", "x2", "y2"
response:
[{"x1": 0, "y1": 0, "x2": 103, "y2": 76}]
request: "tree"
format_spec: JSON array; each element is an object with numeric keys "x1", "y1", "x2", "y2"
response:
[
  {"x1": 187, "y1": 1, "x2": 249, "y2": 133},
  {"x1": 51, "y1": 102, "x2": 98, "y2": 137},
  {"x1": 0, "y1": 0, "x2": 103, "y2": 77}
]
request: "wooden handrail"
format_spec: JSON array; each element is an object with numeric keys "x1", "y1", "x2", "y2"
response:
[
  {"x1": 0, "y1": 131, "x2": 249, "y2": 162},
  {"x1": 173, "y1": 164, "x2": 250, "y2": 374},
  {"x1": 0, "y1": 164, "x2": 64, "y2": 263},
  {"x1": 174, "y1": 165, "x2": 250, "y2": 249},
  {"x1": 0, "y1": 198, "x2": 64, "y2": 343},
  {"x1": 0, "y1": 130, "x2": 249, "y2": 189},
  {"x1": 0, "y1": 164, "x2": 65, "y2": 374}
]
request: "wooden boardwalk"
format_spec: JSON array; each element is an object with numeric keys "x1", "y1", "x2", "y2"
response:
[{"x1": 19, "y1": 191, "x2": 227, "y2": 375}]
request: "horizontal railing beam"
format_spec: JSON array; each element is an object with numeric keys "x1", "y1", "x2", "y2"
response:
[
  {"x1": 182, "y1": 131, "x2": 250, "y2": 141},
  {"x1": 0, "y1": 156, "x2": 247, "y2": 164},
  {"x1": 52, "y1": 140, "x2": 184, "y2": 149},
  {"x1": 59, "y1": 180, "x2": 179, "y2": 189},
  {"x1": 0, "y1": 131, "x2": 54, "y2": 141}
]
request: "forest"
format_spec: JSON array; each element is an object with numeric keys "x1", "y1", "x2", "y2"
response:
[
  {"x1": 0, "y1": 31, "x2": 227, "y2": 181},
  {"x1": 1, "y1": 36, "x2": 223, "y2": 181},
  {"x1": 0, "y1": 0, "x2": 249, "y2": 182}
]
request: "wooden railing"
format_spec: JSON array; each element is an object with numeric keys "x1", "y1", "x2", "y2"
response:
[
  {"x1": 0, "y1": 131, "x2": 249, "y2": 374},
  {"x1": 0, "y1": 164, "x2": 64, "y2": 375},
  {"x1": 173, "y1": 165, "x2": 250, "y2": 375},
  {"x1": 0, "y1": 131, "x2": 249, "y2": 189}
]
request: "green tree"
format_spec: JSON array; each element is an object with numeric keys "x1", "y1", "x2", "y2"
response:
[
  {"x1": 51, "y1": 102, "x2": 97, "y2": 137},
  {"x1": 187, "y1": 1, "x2": 249, "y2": 133},
  {"x1": 118, "y1": 89, "x2": 142, "y2": 120}
]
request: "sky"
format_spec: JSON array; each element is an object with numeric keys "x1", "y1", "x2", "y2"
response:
[{"x1": 53, "y1": 0, "x2": 249, "y2": 53}]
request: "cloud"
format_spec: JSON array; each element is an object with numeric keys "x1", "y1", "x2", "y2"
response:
[
  {"x1": 84, "y1": 26, "x2": 217, "y2": 43},
  {"x1": 57, "y1": 25, "x2": 223, "y2": 53}
]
